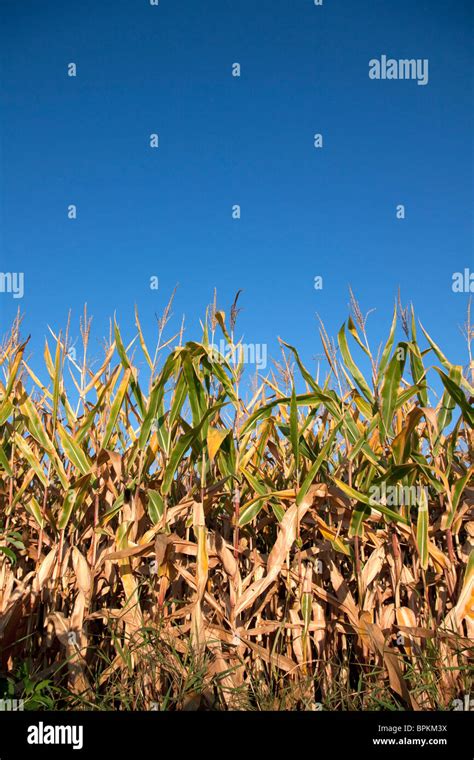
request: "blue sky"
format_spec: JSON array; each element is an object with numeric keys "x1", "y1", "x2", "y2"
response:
[{"x1": 1, "y1": 0, "x2": 472, "y2": 386}]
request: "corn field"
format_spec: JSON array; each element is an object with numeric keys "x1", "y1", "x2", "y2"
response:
[{"x1": 0, "y1": 295, "x2": 473, "y2": 711}]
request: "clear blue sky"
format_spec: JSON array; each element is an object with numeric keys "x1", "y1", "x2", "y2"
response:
[{"x1": 1, "y1": 0, "x2": 472, "y2": 383}]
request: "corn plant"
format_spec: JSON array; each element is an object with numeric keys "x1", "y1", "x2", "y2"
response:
[{"x1": 0, "y1": 295, "x2": 472, "y2": 710}]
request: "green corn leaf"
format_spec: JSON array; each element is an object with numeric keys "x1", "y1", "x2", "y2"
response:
[
  {"x1": 0, "y1": 441, "x2": 12, "y2": 476},
  {"x1": 408, "y1": 308, "x2": 428, "y2": 406},
  {"x1": 416, "y1": 488, "x2": 429, "y2": 570},
  {"x1": 147, "y1": 490, "x2": 164, "y2": 523},
  {"x1": 376, "y1": 304, "x2": 397, "y2": 383},
  {"x1": 101, "y1": 368, "x2": 131, "y2": 449},
  {"x1": 334, "y1": 478, "x2": 409, "y2": 526},
  {"x1": 57, "y1": 424, "x2": 92, "y2": 476},
  {"x1": 297, "y1": 424, "x2": 340, "y2": 506},
  {"x1": 380, "y1": 342, "x2": 407, "y2": 439},
  {"x1": 338, "y1": 322, "x2": 374, "y2": 403},
  {"x1": 290, "y1": 384, "x2": 299, "y2": 474},
  {"x1": 434, "y1": 368, "x2": 474, "y2": 427},
  {"x1": 13, "y1": 433, "x2": 48, "y2": 486},
  {"x1": 114, "y1": 320, "x2": 145, "y2": 418},
  {"x1": 421, "y1": 323, "x2": 474, "y2": 396}
]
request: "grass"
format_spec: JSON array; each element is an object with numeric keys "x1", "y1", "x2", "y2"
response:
[{"x1": 0, "y1": 291, "x2": 473, "y2": 711}]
